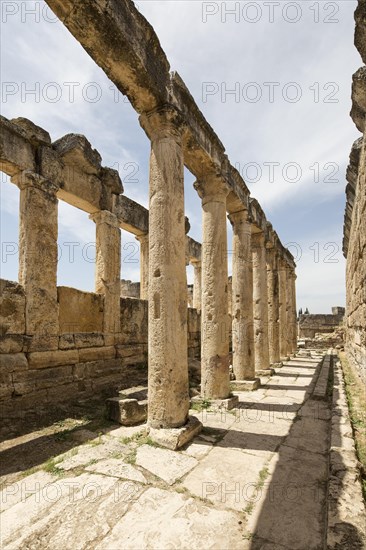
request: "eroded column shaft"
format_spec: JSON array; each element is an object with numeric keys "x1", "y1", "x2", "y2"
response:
[
  {"x1": 278, "y1": 258, "x2": 288, "y2": 359},
  {"x1": 91, "y1": 210, "x2": 121, "y2": 335},
  {"x1": 192, "y1": 260, "x2": 202, "y2": 312},
  {"x1": 267, "y1": 248, "x2": 280, "y2": 365},
  {"x1": 137, "y1": 234, "x2": 149, "y2": 300},
  {"x1": 141, "y1": 108, "x2": 189, "y2": 429},
  {"x1": 13, "y1": 171, "x2": 59, "y2": 337},
  {"x1": 196, "y1": 178, "x2": 230, "y2": 400},
  {"x1": 252, "y1": 232, "x2": 270, "y2": 372},
  {"x1": 230, "y1": 210, "x2": 255, "y2": 380}
]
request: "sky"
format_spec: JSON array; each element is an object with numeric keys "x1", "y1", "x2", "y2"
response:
[{"x1": 0, "y1": 0, "x2": 362, "y2": 313}]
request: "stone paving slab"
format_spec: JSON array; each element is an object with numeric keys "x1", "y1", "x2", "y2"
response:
[
  {"x1": 85, "y1": 458, "x2": 148, "y2": 483},
  {"x1": 95, "y1": 487, "x2": 246, "y2": 549},
  {"x1": 183, "y1": 446, "x2": 271, "y2": 511},
  {"x1": 136, "y1": 445, "x2": 198, "y2": 485}
]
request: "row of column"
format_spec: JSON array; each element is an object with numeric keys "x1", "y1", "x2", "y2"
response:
[{"x1": 139, "y1": 105, "x2": 297, "y2": 433}]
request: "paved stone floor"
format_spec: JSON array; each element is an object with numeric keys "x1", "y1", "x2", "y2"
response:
[{"x1": 1, "y1": 351, "x2": 365, "y2": 549}]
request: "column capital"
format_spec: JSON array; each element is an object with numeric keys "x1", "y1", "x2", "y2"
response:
[
  {"x1": 194, "y1": 174, "x2": 230, "y2": 205},
  {"x1": 139, "y1": 104, "x2": 185, "y2": 141},
  {"x1": 89, "y1": 210, "x2": 119, "y2": 228},
  {"x1": 11, "y1": 170, "x2": 59, "y2": 197},
  {"x1": 228, "y1": 208, "x2": 249, "y2": 226}
]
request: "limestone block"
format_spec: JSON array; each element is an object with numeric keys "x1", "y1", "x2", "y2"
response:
[
  {"x1": 120, "y1": 298, "x2": 148, "y2": 344},
  {"x1": 136, "y1": 445, "x2": 198, "y2": 484},
  {"x1": 74, "y1": 333, "x2": 104, "y2": 348},
  {"x1": 58, "y1": 170, "x2": 102, "y2": 213},
  {"x1": 0, "y1": 353, "x2": 28, "y2": 372},
  {"x1": 0, "y1": 116, "x2": 36, "y2": 176},
  {"x1": 100, "y1": 166, "x2": 123, "y2": 195},
  {"x1": 11, "y1": 118, "x2": 51, "y2": 145},
  {"x1": 0, "y1": 279, "x2": 25, "y2": 335},
  {"x1": 58, "y1": 287, "x2": 104, "y2": 333},
  {"x1": 355, "y1": 0, "x2": 366, "y2": 63},
  {"x1": 12, "y1": 365, "x2": 73, "y2": 394},
  {"x1": 106, "y1": 397, "x2": 147, "y2": 425},
  {"x1": 24, "y1": 335, "x2": 59, "y2": 352},
  {"x1": 78, "y1": 346, "x2": 115, "y2": 363},
  {"x1": 0, "y1": 335, "x2": 24, "y2": 354},
  {"x1": 114, "y1": 195, "x2": 148, "y2": 235},
  {"x1": 53, "y1": 134, "x2": 101, "y2": 175},
  {"x1": 74, "y1": 358, "x2": 122, "y2": 380},
  {"x1": 59, "y1": 334, "x2": 75, "y2": 350},
  {"x1": 28, "y1": 349, "x2": 79, "y2": 369}
]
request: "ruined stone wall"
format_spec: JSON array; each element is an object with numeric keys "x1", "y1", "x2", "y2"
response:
[
  {"x1": 343, "y1": 0, "x2": 366, "y2": 384},
  {"x1": 298, "y1": 312, "x2": 344, "y2": 339},
  {"x1": 0, "y1": 278, "x2": 201, "y2": 418}
]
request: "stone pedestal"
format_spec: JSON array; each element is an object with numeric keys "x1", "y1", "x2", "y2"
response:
[
  {"x1": 140, "y1": 106, "x2": 195, "y2": 441},
  {"x1": 252, "y1": 232, "x2": 270, "y2": 372},
  {"x1": 194, "y1": 176, "x2": 231, "y2": 401},
  {"x1": 12, "y1": 171, "x2": 59, "y2": 338},
  {"x1": 229, "y1": 209, "x2": 259, "y2": 388},
  {"x1": 266, "y1": 247, "x2": 280, "y2": 365},
  {"x1": 90, "y1": 210, "x2": 121, "y2": 335},
  {"x1": 191, "y1": 260, "x2": 202, "y2": 312},
  {"x1": 137, "y1": 233, "x2": 149, "y2": 300}
]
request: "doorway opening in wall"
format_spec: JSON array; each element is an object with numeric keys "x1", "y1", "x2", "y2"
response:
[
  {"x1": 0, "y1": 173, "x2": 20, "y2": 283},
  {"x1": 57, "y1": 200, "x2": 96, "y2": 292}
]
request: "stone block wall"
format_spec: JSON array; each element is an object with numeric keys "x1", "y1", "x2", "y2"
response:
[
  {"x1": 298, "y1": 310, "x2": 344, "y2": 339},
  {"x1": 0, "y1": 279, "x2": 201, "y2": 419},
  {"x1": 342, "y1": 1, "x2": 366, "y2": 384},
  {"x1": 344, "y1": 135, "x2": 366, "y2": 383}
]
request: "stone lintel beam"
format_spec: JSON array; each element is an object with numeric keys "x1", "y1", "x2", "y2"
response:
[
  {"x1": 114, "y1": 195, "x2": 149, "y2": 236},
  {"x1": 351, "y1": 66, "x2": 366, "y2": 133},
  {"x1": 0, "y1": 116, "x2": 37, "y2": 176},
  {"x1": 43, "y1": 0, "x2": 171, "y2": 112},
  {"x1": 343, "y1": 138, "x2": 363, "y2": 257}
]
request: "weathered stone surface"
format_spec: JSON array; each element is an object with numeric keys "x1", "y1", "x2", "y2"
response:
[
  {"x1": 97, "y1": 487, "x2": 245, "y2": 549},
  {"x1": 107, "y1": 396, "x2": 147, "y2": 426},
  {"x1": 252, "y1": 232, "x2": 270, "y2": 372},
  {"x1": 195, "y1": 176, "x2": 230, "y2": 400},
  {"x1": 85, "y1": 458, "x2": 147, "y2": 483},
  {"x1": 0, "y1": 353, "x2": 28, "y2": 372},
  {"x1": 0, "y1": 116, "x2": 36, "y2": 176},
  {"x1": 148, "y1": 415, "x2": 203, "y2": 450},
  {"x1": 28, "y1": 349, "x2": 79, "y2": 369},
  {"x1": 78, "y1": 346, "x2": 115, "y2": 363},
  {"x1": 58, "y1": 286, "x2": 104, "y2": 334},
  {"x1": 0, "y1": 335, "x2": 24, "y2": 354},
  {"x1": 136, "y1": 445, "x2": 198, "y2": 484},
  {"x1": 0, "y1": 279, "x2": 25, "y2": 335}
]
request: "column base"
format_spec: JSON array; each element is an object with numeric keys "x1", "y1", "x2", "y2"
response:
[
  {"x1": 231, "y1": 378, "x2": 261, "y2": 391},
  {"x1": 256, "y1": 368, "x2": 275, "y2": 376},
  {"x1": 191, "y1": 395, "x2": 239, "y2": 411},
  {"x1": 271, "y1": 362, "x2": 283, "y2": 369},
  {"x1": 147, "y1": 415, "x2": 202, "y2": 451}
]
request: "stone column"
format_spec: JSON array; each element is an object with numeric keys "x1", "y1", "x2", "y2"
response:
[
  {"x1": 229, "y1": 209, "x2": 259, "y2": 390},
  {"x1": 194, "y1": 176, "x2": 236, "y2": 407},
  {"x1": 136, "y1": 233, "x2": 149, "y2": 300},
  {"x1": 12, "y1": 171, "x2": 59, "y2": 343},
  {"x1": 278, "y1": 258, "x2": 289, "y2": 360},
  {"x1": 285, "y1": 266, "x2": 293, "y2": 357},
  {"x1": 290, "y1": 269, "x2": 297, "y2": 353},
  {"x1": 252, "y1": 232, "x2": 271, "y2": 374},
  {"x1": 90, "y1": 210, "x2": 121, "y2": 336},
  {"x1": 266, "y1": 247, "x2": 281, "y2": 366},
  {"x1": 191, "y1": 260, "x2": 202, "y2": 312},
  {"x1": 139, "y1": 106, "x2": 201, "y2": 447}
]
